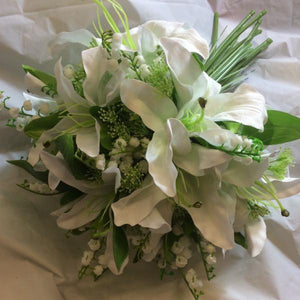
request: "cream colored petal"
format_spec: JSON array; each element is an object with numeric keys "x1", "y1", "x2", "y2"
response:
[
  {"x1": 146, "y1": 129, "x2": 178, "y2": 197},
  {"x1": 120, "y1": 79, "x2": 177, "y2": 132},
  {"x1": 245, "y1": 217, "x2": 267, "y2": 257}
]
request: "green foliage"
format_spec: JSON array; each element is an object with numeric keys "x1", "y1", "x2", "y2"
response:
[
  {"x1": 7, "y1": 159, "x2": 48, "y2": 183},
  {"x1": 60, "y1": 188, "x2": 83, "y2": 206},
  {"x1": 24, "y1": 112, "x2": 62, "y2": 139},
  {"x1": 91, "y1": 102, "x2": 151, "y2": 143},
  {"x1": 7, "y1": 159, "x2": 70, "y2": 193},
  {"x1": 119, "y1": 165, "x2": 144, "y2": 196},
  {"x1": 204, "y1": 11, "x2": 272, "y2": 92},
  {"x1": 113, "y1": 224, "x2": 129, "y2": 271},
  {"x1": 22, "y1": 65, "x2": 57, "y2": 97},
  {"x1": 248, "y1": 200, "x2": 271, "y2": 220},
  {"x1": 242, "y1": 110, "x2": 300, "y2": 145},
  {"x1": 268, "y1": 148, "x2": 294, "y2": 180},
  {"x1": 72, "y1": 64, "x2": 86, "y2": 97},
  {"x1": 234, "y1": 232, "x2": 247, "y2": 249},
  {"x1": 145, "y1": 56, "x2": 174, "y2": 98}
]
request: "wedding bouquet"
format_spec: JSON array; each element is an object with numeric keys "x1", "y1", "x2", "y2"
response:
[{"x1": 2, "y1": 1, "x2": 300, "y2": 298}]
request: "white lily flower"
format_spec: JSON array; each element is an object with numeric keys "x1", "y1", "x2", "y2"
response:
[
  {"x1": 28, "y1": 58, "x2": 100, "y2": 166},
  {"x1": 120, "y1": 79, "x2": 230, "y2": 197},
  {"x1": 40, "y1": 151, "x2": 120, "y2": 230}
]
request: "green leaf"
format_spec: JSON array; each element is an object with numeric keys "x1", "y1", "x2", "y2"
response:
[
  {"x1": 22, "y1": 65, "x2": 57, "y2": 93},
  {"x1": 24, "y1": 112, "x2": 61, "y2": 139},
  {"x1": 55, "y1": 135, "x2": 87, "y2": 180},
  {"x1": 192, "y1": 53, "x2": 205, "y2": 71},
  {"x1": 8, "y1": 159, "x2": 71, "y2": 193},
  {"x1": 234, "y1": 232, "x2": 247, "y2": 249},
  {"x1": 60, "y1": 189, "x2": 83, "y2": 206},
  {"x1": 243, "y1": 110, "x2": 300, "y2": 145},
  {"x1": 7, "y1": 160, "x2": 48, "y2": 183},
  {"x1": 89, "y1": 106, "x2": 113, "y2": 150},
  {"x1": 112, "y1": 225, "x2": 129, "y2": 272}
]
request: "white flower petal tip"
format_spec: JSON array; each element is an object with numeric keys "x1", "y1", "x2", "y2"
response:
[
  {"x1": 146, "y1": 130, "x2": 178, "y2": 197},
  {"x1": 143, "y1": 20, "x2": 209, "y2": 58},
  {"x1": 206, "y1": 84, "x2": 267, "y2": 131},
  {"x1": 111, "y1": 177, "x2": 166, "y2": 227},
  {"x1": 166, "y1": 118, "x2": 191, "y2": 156},
  {"x1": 245, "y1": 217, "x2": 267, "y2": 257},
  {"x1": 120, "y1": 79, "x2": 177, "y2": 132},
  {"x1": 222, "y1": 158, "x2": 269, "y2": 187},
  {"x1": 76, "y1": 122, "x2": 100, "y2": 158}
]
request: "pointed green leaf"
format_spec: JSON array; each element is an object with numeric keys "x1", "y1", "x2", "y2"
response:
[
  {"x1": 55, "y1": 135, "x2": 87, "y2": 180},
  {"x1": 7, "y1": 159, "x2": 49, "y2": 183},
  {"x1": 7, "y1": 159, "x2": 71, "y2": 193},
  {"x1": 24, "y1": 112, "x2": 62, "y2": 139},
  {"x1": 113, "y1": 224, "x2": 129, "y2": 272},
  {"x1": 22, "y1": 64, "x2": 57, "y2": 93},
  {"x1": 192, "y1": 53, "x2": 205, "y2": 71},
  {"x1": 242, "y1": 110, "x2": 300, "y2": 145},
  {"x1": 234, "y1": 232, "x2": 247, "y2": 249}
]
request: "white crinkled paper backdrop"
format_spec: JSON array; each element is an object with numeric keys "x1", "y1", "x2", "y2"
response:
[{"x1": 0, "y1": 0, "x2": 299, "y2": 299}]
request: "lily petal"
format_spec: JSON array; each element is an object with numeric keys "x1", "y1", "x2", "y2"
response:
[
  {"x1": 161, "y1": 37, "x2": 220, "y2": 108},
  {"x1": 54, "y1": 58, "x2": 90, "y2": 111},
  {"x1": 178, "y1": 172, "x2": 236, "y2": 249},
  {"x1": 166, "y1": 118, "x2": 191, "y2": 156},
  {"x1": 76, "y1": 122, "x2": 100, "y2": 157},
  {"x1": 55, "y1": 193, "x2": 111, "y2": 230},
  {"x1": 120, "y1": 79, "x2": 177, "y2": 132},
  {"x1": 139, "y1": 199, "x2": 173, "y2": 234},
  {"x1": 82, "y1": 46, "x2": 117, "y2": 106},
  {"x1": 40, "y1": 151, "x2": 98, "y2": 193},
  {"x1": 28, "y1": 118, "x2": 75, "y2": 166},
  {"x1": 222, "y1": 158, "x2": 269, "y2": 187},
  {"x1": 205, "y1": 84, "x2": 267, "y2": 131},
  {"x1": 245, "y1": 217, "x2": 267, "y2": 257},
  {"x1": 143, "y1": 20, "x2": 209, "y2": 58},
  {"x1": 112, "y1": 176, "x2": 166, "y2": 227},
  {"x1": 50, "y1": 29, "x2": 96, "y2": 48},
  {"x1": 174, "y1": 144, "x2": 230, "y2": 176},
  {"x1": 233, "y1": 197, "x2": 249, "y2": 232},
  {"x1": 271, "y1": 177, "x2": 300, "y2": 199},
  {"x1": 146, "y1": 129, "x2": 177, "y2": 197},
  {"x1": 24, "y1": 72, "x2": 45, "y2": 97}
]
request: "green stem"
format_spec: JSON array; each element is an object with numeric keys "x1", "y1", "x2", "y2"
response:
[{"x1": 211, "y1": 12, "x2": 219, "y2": 50}]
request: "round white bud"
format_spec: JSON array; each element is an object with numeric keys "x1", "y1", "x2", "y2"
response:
[
  {"x1": 63, "y1": 64, "x2": 75, "y2": 79},
  {"x1": 23, "y1": 100, "x2": 32, "y2": 111},
  {"x1": 175, "y1": 255, "x2": 188, "y2": 268},
  {"x1": 81, "y1": 250, "x2": 94, "y2": 266},
  {"x1": 88, "y1": 239, "x2": 101, "y2": 251},
  {"x1": 129, "y1": 136, "x2": 140, "y2": 148},
  {"x1": 171, "y1": 241, "x2": 184, "y2": 255},
  {"x1": 40, "y1": 103, "x2": 50, "y2": 115},
  {"x1": 205, "y1": 254, "x2": 217, "y2": 265},
  {"x1": 93, "y1": 265, "x2": 104, "y2": 276},
  {"x1": 8, "y1": 107, "x2": 19, "y2": 118}
]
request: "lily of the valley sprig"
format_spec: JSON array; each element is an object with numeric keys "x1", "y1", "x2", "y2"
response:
[{"x1": 2, "y1": 1, "x2": 300, "y2": 299}]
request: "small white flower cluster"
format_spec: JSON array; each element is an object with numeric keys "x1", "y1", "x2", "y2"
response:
[
  {"x1": 199, "y1": 240, "x2": 217, "y2": 265},
  {"x1": 106, "y1": 137, "x2": 149, "y2": 174},
  {"x1": 185, "y1": 268, "x2": 203, "y2": 297},
  {"x1": 28, "y1": 182, "x2": 57, "y2": 194},
  {"x1": 81, "y1": 238, "x2": 106, "y2": 277},
  {"x1": 171, "y1": 236, "x2": 193, "y2": 269}
]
